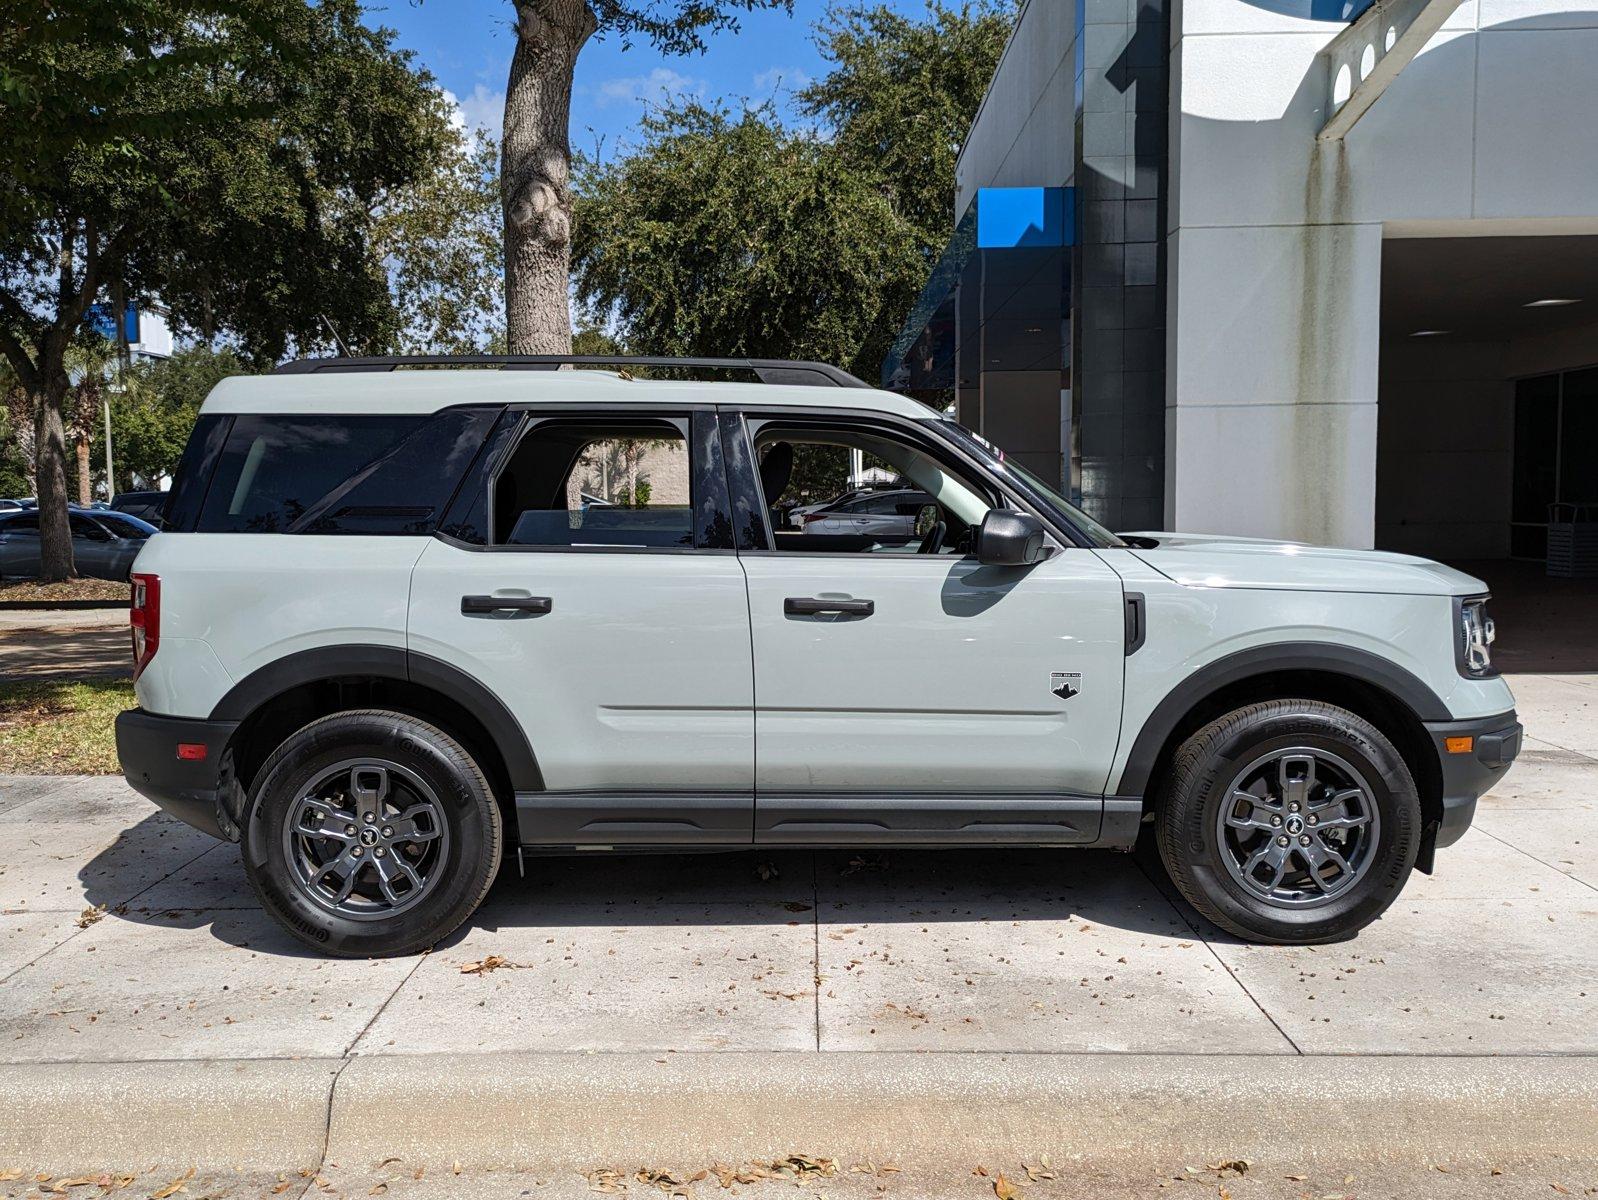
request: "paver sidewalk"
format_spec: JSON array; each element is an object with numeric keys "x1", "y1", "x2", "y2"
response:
[{"x1": 0, "y1": 672, "x2": 1594, "y2": 1179}]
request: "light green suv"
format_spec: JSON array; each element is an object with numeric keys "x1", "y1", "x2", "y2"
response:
[{"x1": 115, "y1": 355, "x2": 1521, "y2": 956}]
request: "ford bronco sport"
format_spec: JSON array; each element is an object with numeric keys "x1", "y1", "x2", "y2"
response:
[{"x1": 115, "y1": 355, "x2": 1522, "y2": 957}]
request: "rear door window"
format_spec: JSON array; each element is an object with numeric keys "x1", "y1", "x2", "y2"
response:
[{"x1": 492, "y1": 418, "x2": 695, "y2": 549}]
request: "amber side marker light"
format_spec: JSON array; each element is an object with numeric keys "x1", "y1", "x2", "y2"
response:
[{"x1": 1445, "y1": 736, "x2": 1474, "y2": 755}]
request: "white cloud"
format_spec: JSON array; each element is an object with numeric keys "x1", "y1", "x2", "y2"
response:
[
  {"x1": 752, "y1": 66, "x2": 812, "y2": 97},
  {"x1": 591, "y1": 67, "x2": 705, "y2": 110},
  {"x1": 441, "y1": 83, "x2": 506, "y2": 141}
]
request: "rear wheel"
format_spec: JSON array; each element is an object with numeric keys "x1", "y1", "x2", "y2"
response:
[
  {"x1": 1155, "y1": 700, "x2": 1420, "y2": 943},
  {"x1": 242, "y1": 710, "x2": 502, "y2": 957}
]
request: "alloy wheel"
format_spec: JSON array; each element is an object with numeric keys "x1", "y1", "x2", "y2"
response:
[
  {"x1": 282, "y1": 759, "x2": 450, "y2": 920},
  {"x1": 1214, "y1": 747, "x2": 1381, "y2": 907}
]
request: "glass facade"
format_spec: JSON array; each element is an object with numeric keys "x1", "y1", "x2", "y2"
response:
[{"x1": 885, "y1": 0, "x2": 1171, "y2": 532}]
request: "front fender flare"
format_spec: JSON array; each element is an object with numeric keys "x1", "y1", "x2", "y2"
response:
[{"x1": 1114, "y1": 642, "x2": 1449, "y2": 798}]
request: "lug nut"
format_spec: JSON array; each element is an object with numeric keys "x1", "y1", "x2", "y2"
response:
[
  {"x1": 345, "y1": 824, "x2": 356, "y2": 836},
  {"x1": 1307, "y1": 815, "x2": 1318, "y2": 826},
  {"x1": 1299, "y1": 835, "x2": 1311, "y2": 846},
  {"x1": 381, "y1": 826, "x2": 393, "y2": 838},
  {"x1": 1289, "y1": 802, "x2": 1300, "y2": 813},
  {"x1": 1277, "y1": 836, "x2": 1289, "y2": 847},
  {"x1": 375, "y1": 847, "x2": 386, "y2": 858},
  {"x1": 364, "y1": 813, "x2": 375, "y2": 824},
  {"x1": 351, "y1": 846, "x2": 363, "y2": 857},
  {"x1": 1271, "y1": 815, "x2": 1282, "y2": 827}
]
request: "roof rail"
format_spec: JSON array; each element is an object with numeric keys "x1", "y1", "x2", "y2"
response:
[{"x1": 271, "y1": 354, "x2": 872, "y2": 389}]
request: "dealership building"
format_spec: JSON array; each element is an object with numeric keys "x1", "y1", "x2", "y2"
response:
[{"x1": 886, "y1": 0, "x2": 1598, "y2": 561}]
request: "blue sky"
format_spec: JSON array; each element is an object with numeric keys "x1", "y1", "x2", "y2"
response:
[{"x1": 365, "y1": 1, "x2": 927, "y2": 158}]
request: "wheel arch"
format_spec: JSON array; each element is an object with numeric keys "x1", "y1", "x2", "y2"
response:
[
  {"x1": 1118, "y1": 644, "x2": 1446, "y2": 835},
  {"x1": 210, "y1": 646, "x2": 543, "y2": 818}
]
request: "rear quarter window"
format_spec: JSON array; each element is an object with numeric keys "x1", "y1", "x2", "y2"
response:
[{"x1": 188, "y1": 408, "x2": 498, "y2": 535}]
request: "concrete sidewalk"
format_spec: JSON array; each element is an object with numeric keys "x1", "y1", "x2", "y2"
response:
[{"x1": 0, "y1": 672, "x2": 1594, "y2": 1186}]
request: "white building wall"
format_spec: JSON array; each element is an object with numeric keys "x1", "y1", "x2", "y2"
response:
[
  {"x1": 955, "y1": 0, "x2": 1077, "y2": 215},
  {"x1": 1166, "y1": 0, "x2": 1598, "y2": 547}
]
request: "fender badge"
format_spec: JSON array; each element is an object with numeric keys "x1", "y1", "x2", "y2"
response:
[{"x1": 1050, "y1": 671, "x2": 1081, "y2": 700}]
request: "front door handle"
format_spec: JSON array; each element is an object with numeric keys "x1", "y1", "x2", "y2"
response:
[
  {"x1": 784, "y1": 597, "x2": 874, "y2": 617},
  {"x1": 461, "y1": 594, "x2": 552, "y2": 615}
]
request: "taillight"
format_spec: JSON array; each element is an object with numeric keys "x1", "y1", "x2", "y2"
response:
[
  {"x1": 130, "y1": 573, "x2": 160, "y2": 680},
  {"x1": 802, "y1": 512, "x2": 826, "y2": 525}
]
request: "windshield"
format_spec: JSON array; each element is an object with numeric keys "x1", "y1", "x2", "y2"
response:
[{"x1": 932, "y1": 419, "x2": 1126, "y2": 549}]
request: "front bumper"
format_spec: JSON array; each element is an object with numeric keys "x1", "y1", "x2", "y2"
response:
[
  {"x1": 1421, "y1": 708, "x2": 1522, "y2": 860},
  {"x1": 115, "y1": 708, "x2": 241, "y2": 841}
]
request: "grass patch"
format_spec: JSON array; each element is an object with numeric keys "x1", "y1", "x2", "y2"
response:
[
  {"x1": 0, "y1": 676, "x2": 132, "y2": 774},
  {"x1": 0, "y1": 578, "x2": 128, "y2": 604}
]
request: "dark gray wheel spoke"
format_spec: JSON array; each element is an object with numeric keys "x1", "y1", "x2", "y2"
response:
[
  {"x1": 1265, "y1": 843, "x2": 1292, "y2": 892},
  {"x1": 350, "y1": 766, "x2": 390, "y2": 824},
  {"x1": 316, "y1": 850, "x2": 364, "y2": 903},
  {"x1": 388, "y1": 804, "x2": 442, "y2": 844},
  {"x1": 1225, "y1": 790, "x2": 1282, "y2": 833},
  {"x1": 1277, "y1": 755, "x2": 1317, "y2": 811}
]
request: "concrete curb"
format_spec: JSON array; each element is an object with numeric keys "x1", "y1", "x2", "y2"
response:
[
  {"x1": 8, "y1": 1052, "x2": 1598, "y2": 1173},
  {"x1": 330, "y1": 1052, "x2": 1598, "y2": 1171},
  {"x1": 2, "y1": 1057, "x2": 340, "y2": 1172}
]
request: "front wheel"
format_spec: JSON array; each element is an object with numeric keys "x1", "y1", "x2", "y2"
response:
[
  {"x1": 1155, "y1": 700, "x2": 1421, "y2": 943},
  {"x1": 242, "y1": 710, "x2": 502, "y2": 957}
]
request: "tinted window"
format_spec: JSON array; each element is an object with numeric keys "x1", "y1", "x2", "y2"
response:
[
  {"x1": 165, "y1": 414, "x2": 231, "y2": 532},
  {"x1": 69, "y1": 514, "x2": 111, "y2": 541},
  {"x1": 95, "y1": 511, "x2": 156, "y2": 540},
  {"x1": 0, "y1": 514, "x2": 38, "y2": 534},
  {"x1": 192, "y1": 409, "x2": 497, "y2": 535}
]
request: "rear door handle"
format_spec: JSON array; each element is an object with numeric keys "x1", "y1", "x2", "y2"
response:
[
  {"x1": 784, "y1": 597, "x2": 874, "y2": 617},
  {"x1": 461, "y1": 594, "x2": 552, "y2": 615}
]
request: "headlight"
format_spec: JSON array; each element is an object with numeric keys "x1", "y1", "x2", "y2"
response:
[{"x1": 1456, "y1": 595, "x2": 1496, "y2": 677}]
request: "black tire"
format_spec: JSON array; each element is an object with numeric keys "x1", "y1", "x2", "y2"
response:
[
  {"x1": 1154, "y1": 699, "x2": 1420, "y2": 944},
  {"x1": 242, "y1": 709, "x2": 502, "y2": 958}
]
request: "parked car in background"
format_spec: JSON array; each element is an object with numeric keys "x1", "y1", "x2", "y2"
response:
[
  {"x1": 786, "y1": 480, "x2": 905, "y2": 528},
  {"x1": 798, "y1": 487, "x2": 936, "y2": 541},
  {"x1": 112, "y1": 490, "x2": 169, "y2": 527},
  {"x1": 0, "y1": 500, "x2": 23, "y2": 513},
  {"x1": 0, "y1": 507, "x2": 158, "y2": 581}
]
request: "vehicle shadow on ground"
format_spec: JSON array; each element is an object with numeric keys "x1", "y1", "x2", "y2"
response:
[{"x1": 80, "y1": 815, "x2": 1220, "y2": 955}]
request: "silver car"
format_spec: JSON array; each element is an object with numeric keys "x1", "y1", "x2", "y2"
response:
[
  {"x1": 0, "y1": 507, "x2": 157, "y2": 581},
  {"x1": 798, "y1": 488, "x2": 935, "y2": 540}
]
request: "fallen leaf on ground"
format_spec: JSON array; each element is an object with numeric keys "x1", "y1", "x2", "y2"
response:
[
  {"x1": 150, "y1": 1167, "x2": 195, "y2": 1199},
  {"x1": 993, "y1": 1171, "x2": 1024, "y2": 1199},
  {"x1": 1206, "y1": 1159, "x2": 1249, "y2": 1178},
  {"x1": 76, "y1": 905, "x2": 105, "y2": 930},
  {"x1": 460, "y1": 955, "x2": 508, "y2": 974}
]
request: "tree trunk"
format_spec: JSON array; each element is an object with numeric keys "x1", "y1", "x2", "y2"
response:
[
  {"x1": 75, "y1": 420, "x2": 91, "y2": 505},
  {"x1": 503, "y1": 1, "x2": 596, "y2": 354},
  {"x1": 33, "y1": 370, "x2": 75, "y2": 582}
]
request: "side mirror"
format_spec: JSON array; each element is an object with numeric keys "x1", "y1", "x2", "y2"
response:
[
  {"x1": 976, "y1": 509, "x2": 1047, "y2": 566},
  {"x1": 913, "y1": 503, "x2": 939, "y2": 537}
]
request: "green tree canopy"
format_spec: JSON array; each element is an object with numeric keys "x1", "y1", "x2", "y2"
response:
[
  {"x1": 92, "y1": 346, "x2": 247, "y2": 493},
  {"x1": 798, "y1": 2, "x2": 1017, "y2": 249},
  {"x1": 569, "y1": 2, "x2": 1016, "y2": 387},
  {"x1": 0, "y1": 0, "x2": 451, "y2": 577},
  {"x1": 571, "y1": 102, "x2": 922, "y2": 379}
]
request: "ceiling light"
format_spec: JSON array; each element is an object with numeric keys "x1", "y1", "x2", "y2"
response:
[
  {"x1": 1409, "y1": 329, "x2": 1451, "y2": 337},
  {"x1": 1524, "y1": 298, "x2": 1581, "y2": 307}
]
